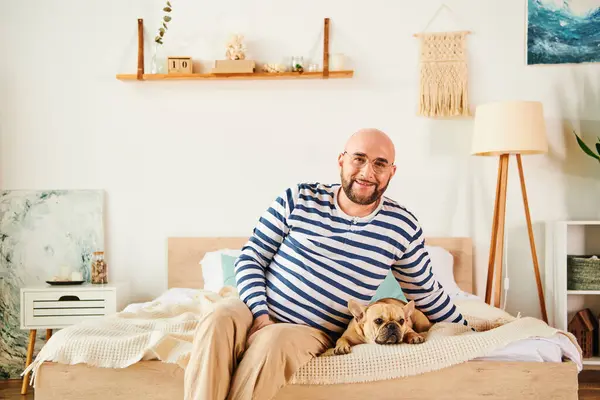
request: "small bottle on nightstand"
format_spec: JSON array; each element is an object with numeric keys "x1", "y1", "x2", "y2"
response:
[{"x1": 91, "y1": 251, "x2": 108, "y2": 284}]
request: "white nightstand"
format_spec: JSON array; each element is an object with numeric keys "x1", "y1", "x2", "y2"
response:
[{"x1": 19, "y1": 282, "x2": 128, "y2": 394}]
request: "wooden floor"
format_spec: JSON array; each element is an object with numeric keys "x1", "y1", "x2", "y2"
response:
[
  {"x1": 0, "y1": 380, "x2": 34, "y2": 400},
  {"x1": 1, "y1": 370, "x2": 599, "y2": 399},
  {"x1": 578, "y1": 369, "x2": 600, "y2": 399}
]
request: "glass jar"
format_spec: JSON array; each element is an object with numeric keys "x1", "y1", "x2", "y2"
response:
[
  {"x1": 91, "y1": 251, "x2": 108, "y2": 284},
  {"x1": 291, "y1": 56, "x2": 304, "y2": 72},
  {"x1": 150, "y1": 42, "x2": 166, "y2": 74}
]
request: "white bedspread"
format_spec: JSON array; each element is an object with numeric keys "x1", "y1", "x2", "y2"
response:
[
  {"x1": 22, "y1": 288, "x2": 583, "y2": 387},
  {"x1": 450, "y1": 291, "x2": 582, "y2": 366},
  {"x1": 23, "y1": 288, "x2": 233, "y2": 387},
  {"x1": 123, "y1": 288, "x2": 583, "y2": 368},
  {"x1": 477, "y1": 333, "x2": 581, "y2": 363}
]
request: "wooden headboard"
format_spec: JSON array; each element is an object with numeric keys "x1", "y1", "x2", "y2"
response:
[{"x1": 167, "y1": 237, "x2": 474, "y2": 293}]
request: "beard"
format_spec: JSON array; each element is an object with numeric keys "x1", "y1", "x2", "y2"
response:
[{"x1": 340, "y1": 171, "x2": 390, "y2": 206}]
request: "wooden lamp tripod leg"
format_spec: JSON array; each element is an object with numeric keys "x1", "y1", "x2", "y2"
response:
[
  {"x1": 516, "y1": 154, "x2": 548, "y2": 323},
  {"x1": 485, "y1": 154, "x2": 509, "y2": 308},
  {"x1": 485, "y1": 157, "x2": 503, "y2": 304}
]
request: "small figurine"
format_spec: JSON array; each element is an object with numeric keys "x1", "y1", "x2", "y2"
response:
[{"x1": 226, "y1": 34, "x2": 247, "y2": 61}]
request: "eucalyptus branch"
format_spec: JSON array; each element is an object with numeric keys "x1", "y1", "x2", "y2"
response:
[{"x1": 155, "y1": 1, "x2": 172, "y2": 45}]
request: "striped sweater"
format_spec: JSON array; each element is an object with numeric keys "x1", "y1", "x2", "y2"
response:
[{"x1": 234, "y1": 182, "x2": 467, "y2": 338}]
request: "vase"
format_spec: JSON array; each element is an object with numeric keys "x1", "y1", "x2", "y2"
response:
[
  {"x1": 151, "y1": 42, "x2": 166, "y2": 74},
  {"x1": 91, "y1": 251, "x2": 108, "y2": 284},
  {"x1": 291, "y1": 56, "x2": 304, "y2": 72}
]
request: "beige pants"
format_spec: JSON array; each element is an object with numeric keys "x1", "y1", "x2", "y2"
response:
[{"x1": 183, "y1": 297, "x2": 333, "y2": 400}]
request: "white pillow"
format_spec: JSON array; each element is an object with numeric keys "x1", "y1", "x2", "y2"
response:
[
  {"x1": 425, "y1": 245, "x2": 462, "y2": 297},
  {"x1": 199, "y1": 249, "x2": 242, "y2": 292}
]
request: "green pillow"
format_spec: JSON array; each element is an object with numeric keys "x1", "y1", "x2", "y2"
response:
[
  {"x1": 221, "y1": 254, "x2": 238, "y2": 287},
  {"x1": 371, "y1": 270, "x2": 407, "y2": 303}
]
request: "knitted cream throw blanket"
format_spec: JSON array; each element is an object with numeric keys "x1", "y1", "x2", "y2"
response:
[
  {"x1": 22, "y1": 288, "x2": 233, "y2": 387},
  {"x1": 23, "y1": 291, "x2": 580, "y2": 388},
  {"x1": 290, "y1": 299, "x2": 581, "y2": 385}
]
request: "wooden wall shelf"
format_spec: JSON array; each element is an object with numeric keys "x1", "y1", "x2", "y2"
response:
[
  {"x1": 116, "y1": 18, "x2": 353, "y2": 82},
  {"x1": 116, "y1": 71, "x2": 353, "y2": 81}
]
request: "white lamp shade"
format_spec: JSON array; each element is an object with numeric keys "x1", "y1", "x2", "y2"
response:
[{"x1": 471, "y1": 101, "x2": 548, "y2": 156}]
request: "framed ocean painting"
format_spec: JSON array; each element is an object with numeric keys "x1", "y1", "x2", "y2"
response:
[{"x1": 527, "y1": 0, "x2": 600, "y2": 65}]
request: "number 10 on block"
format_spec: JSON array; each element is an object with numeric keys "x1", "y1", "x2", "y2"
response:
[{"x1": 167, "y1": 56, "x2": 193, "y2": 74}]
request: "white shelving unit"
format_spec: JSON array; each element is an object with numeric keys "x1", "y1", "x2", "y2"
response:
[{"x1": 545, "y1": 220, "x2": 600, "y2": 367}]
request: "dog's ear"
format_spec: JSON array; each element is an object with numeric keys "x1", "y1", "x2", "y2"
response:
[
  {"x1": 404, "y1": 300, "x2": 415, "y2": 319},
  {"x1": 348, "y1": 299, "x2": 366, "y2": 323}
]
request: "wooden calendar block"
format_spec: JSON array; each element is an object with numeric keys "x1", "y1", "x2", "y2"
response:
[{"x1": 167, "y1": 57, "x2": 193, "y2": 74}]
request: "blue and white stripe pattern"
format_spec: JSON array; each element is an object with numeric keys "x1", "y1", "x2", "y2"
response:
[{"x1": 234, "y1": 182, "x2": 467, "y2": 338}]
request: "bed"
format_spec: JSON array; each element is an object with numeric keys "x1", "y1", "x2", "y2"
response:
[{"x1": 33, "y1": 236, "x2": 581, "y2": 400}]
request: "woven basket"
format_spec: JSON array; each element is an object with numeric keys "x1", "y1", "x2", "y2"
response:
[{"x1": 567, "y1": 255, "x2": 600, "y2": 290}]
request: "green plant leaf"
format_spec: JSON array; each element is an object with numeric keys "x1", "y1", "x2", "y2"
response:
[
  {"x1": 574, "y1": 131, "x2": 600, "y2": 161},
  {"x1": 163, "y1": 7, "x2": 171, "y2": 12},
  {"x1": 596, "y1": 141, "x2": 600, "y2": 157},
  {"x1": 167, "y1": 1, "x2": 171, "y2": 7},
  {"x1": 163, "y1": 22, "x2": 168, "y2": 30},
  {"x1": 163, "y1": 15, "x2": 171, "y2": 22}
]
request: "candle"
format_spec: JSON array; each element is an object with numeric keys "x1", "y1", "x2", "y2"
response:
[
  {"x1": 330, "y1": 54, "x2": 345, "y2": 71},
  {"x1": 60, "y1": 266, "x2": 70, "y2": 279},
  {"x1": 71, "y1": 271, "x2": 83, "y2": 281}
]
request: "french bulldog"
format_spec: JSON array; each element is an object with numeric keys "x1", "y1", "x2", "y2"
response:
[{"x1": 322, "y1": 297, "x2": 432, "y2": 356}]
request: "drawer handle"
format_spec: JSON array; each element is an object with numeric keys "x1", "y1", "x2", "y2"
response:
[{"x1": 59, "y1": 295, "x2": 80, "y2": 301}]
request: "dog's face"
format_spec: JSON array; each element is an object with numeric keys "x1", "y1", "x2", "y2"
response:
[{"x1": 348, "y1": 299, "x2": 415, "y2": 344}]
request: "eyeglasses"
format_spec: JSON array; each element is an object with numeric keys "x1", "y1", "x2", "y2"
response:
[{"x1": 342, "y1": 151, "x2": 394, "y2": 174}]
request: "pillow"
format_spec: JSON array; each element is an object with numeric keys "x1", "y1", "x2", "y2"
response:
[
  {"x1": 202, "y1": 246, "x2": 461, "y2": 300},
  {"x1": 199, "y1": 249, "x2": 242, "y2": 292},
  {"x1": 371, "y1": 270, "x2": 407, "y2": 303},
  {"x1": 426, "y1": 245, "x2": 462, "y2": 297},
  {"x1": 220, "y1": 253, "x2": 238, "y2": 288},
  {"x1": 370, "y1": 245, "x2": 460, "y2": 303}
]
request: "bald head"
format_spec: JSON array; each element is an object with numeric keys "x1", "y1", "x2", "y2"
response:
[
  {"x1": 344, "y1": 128, "x2": 395, "y2": 164},
  {"x1": 337, "y1": 128, "x2": 397, "y2": 208}
]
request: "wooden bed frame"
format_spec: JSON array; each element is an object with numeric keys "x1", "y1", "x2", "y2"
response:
[{"x1": 34, "y1": 236, "x2": 579, "y2": 400}]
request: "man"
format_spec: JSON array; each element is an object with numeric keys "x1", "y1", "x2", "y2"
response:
[{"x1": 184, "y1": 128, "x2": 468, "y2": 400}]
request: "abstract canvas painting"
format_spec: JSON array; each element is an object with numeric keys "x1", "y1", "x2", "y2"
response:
[
  {"x1": 527, "y1": 0, "x2": 600, "y2": 65},
  {"x1": 0, "y1": 190, "x2": 104, "y2": 379}
]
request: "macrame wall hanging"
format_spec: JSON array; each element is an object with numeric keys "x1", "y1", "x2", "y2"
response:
[{"x1": 415, "y1": 30, "x2": 471, "y2": 118}]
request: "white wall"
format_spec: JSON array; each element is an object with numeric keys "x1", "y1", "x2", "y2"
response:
[{"x1": 1, "y1": 0, "x2": 599, "y2": 321}]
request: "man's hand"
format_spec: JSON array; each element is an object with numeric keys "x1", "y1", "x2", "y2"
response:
[{"x1": 247, "y1": 314, "x2": 274, "y2": 345}]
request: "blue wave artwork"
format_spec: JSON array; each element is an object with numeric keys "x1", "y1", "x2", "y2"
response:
[{"x1": 527, "y1": 0, "x2": 600, "y2": 65}]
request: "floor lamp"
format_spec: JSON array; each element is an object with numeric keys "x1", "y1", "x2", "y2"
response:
[{"x1": 471, "y1": 101, "x2": 549, "y2": 323}]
